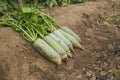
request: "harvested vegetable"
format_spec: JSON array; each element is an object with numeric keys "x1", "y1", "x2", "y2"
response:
[
  {"x1": 60, "y1": 26, "x2": 81, "y2": 42},
  {"x1": 48, "y1": 33, "x2": 72, "y2": 57},
  {"x1": 58, "y1": 29, "x2": 84, "y2": 50},
  {"x1": 43, "y1": 36, "x2": 68, "y2": 59},
  {"x1": 0, "y1": 15, "x2": 62, "y2": 64},
  {"x1": 33, "y1": 38, "x2": 62, "y2": 65},
  {"x1": 0, "y1": 0, "x2": 84, "y2": 64},
  {"x1": 53, "y1": 30, "x2": 75, "y2": 53}
]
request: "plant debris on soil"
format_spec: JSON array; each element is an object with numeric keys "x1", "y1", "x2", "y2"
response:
[{"x1": 0, "y1": 0, "x2": 120, "y2": 80}]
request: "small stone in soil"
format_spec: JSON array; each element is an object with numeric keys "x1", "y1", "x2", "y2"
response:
[
  {"x1": 90, "y1": 75, "x2": 96, "y2": 80},
  {"x1": 100, "y1": 71, "x2": 108, "y2": 77},
  {"x1": 76, "y1": 74, "x2": 82, "y2": 79},
  {"x1": 86, "y1": 71, "x2": 93, "y2": 77}
]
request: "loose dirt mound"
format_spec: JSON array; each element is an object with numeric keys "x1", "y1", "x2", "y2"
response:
[{"x1": 0, "y1": 1, "x2": 120, "y2": 80}]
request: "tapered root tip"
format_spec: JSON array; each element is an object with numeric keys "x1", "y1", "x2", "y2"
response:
[
  {"x1": 76, "y1": 44, "x2": 85, "y2": 50},
  {"x1": 69, "y1": 45, "x2": 76, "y2": 54},
  {"x1": 61, "y1": 54, "x2": 68, "y2": 60},
  {"x1": 66, "y1": 52, "x2": 72, "y2": 57},
  {"x1": 55, "y1": 58, "x2": 62, "y2": 65}
]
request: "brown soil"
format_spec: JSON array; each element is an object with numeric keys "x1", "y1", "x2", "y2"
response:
[{"x1": 0, "y1": 1, "x2": 120, "y2": 80}]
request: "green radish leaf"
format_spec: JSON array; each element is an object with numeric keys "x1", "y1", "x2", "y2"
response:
[
  {"x1": 72, "y1": 0, "x2": 83, "y2": 3},
  {"x1": 21, "y1": 7, "x2": 32, "y2": 13}
]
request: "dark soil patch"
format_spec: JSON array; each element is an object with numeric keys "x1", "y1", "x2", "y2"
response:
[{"x1": 0, "y1": 1, "x2": 120, "y2": 80}]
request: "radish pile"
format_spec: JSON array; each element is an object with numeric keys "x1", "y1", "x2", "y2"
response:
[{"x1": 0, "y1": 7, "x2": 84, "y2": 65}]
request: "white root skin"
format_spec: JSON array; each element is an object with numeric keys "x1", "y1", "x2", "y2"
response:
[
  {"x1": 58, "y1": 29, "x2": 84, "y2": 50},
  {"x1": 53, "y1": 30, "x2": 72, "y2": 46},
  {"x1": 33, "y1": 38, "x2": 62, "y2": 65},
  {"x1": 61, "y1": 26, "x2": 81, "y2": 42},
  {"x1": 49, "y1": 33, "x2": 72, "y2": 57},
  {"x1": 43, "y1": 36, "x2": 68, "y2": 60},
  {"x1": 53, "y1": 30, "x2": 75, "y2": 53}
]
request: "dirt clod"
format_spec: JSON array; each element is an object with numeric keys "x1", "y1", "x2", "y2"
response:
[{"x1": 100, "y1": 71, "x2": 108, "y2": 77}]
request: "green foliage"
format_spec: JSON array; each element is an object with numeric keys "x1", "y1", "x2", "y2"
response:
[
  {"x1": 0, "y1": 0, "x2": 84, "y2": 12},
  {"x1": 108, "y1": 69, "x2": 115, "y2": 76},
  {"x1": 41, "y1": 0, "x2": 84, "y2": 7},
  {"x1": 0, "y1": 0, "x2": 84, "y2": 42},
  {"x1": 72, "y1": 0, "x2": 83, "y2": 3}
]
